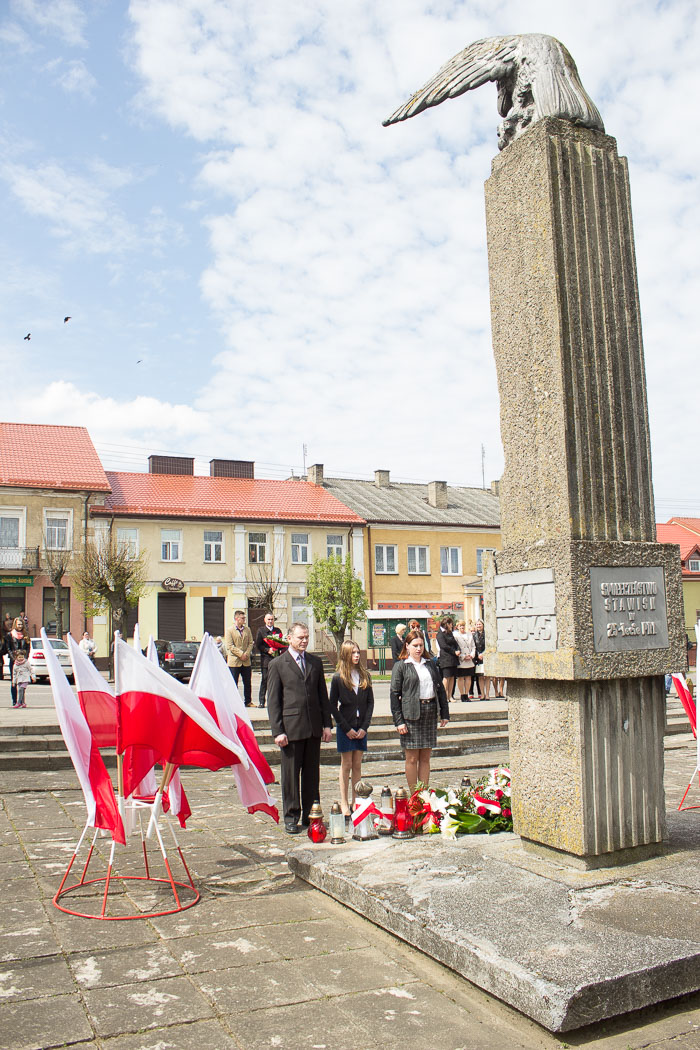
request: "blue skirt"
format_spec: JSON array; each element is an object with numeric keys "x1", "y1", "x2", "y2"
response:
[{"x1": 336, "y1": 726, "x2": 368, "y2": 753}]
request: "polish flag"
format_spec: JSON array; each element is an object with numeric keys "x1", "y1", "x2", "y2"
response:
[
  {"x1": 115, "y1": 637, "x2": 247, "y2": 798},
  {"x1": 190, "y1": 634, "x2": 278, "y2": 821},
  {"x1": 68, "y1": 633, "x2": 117, "y2": 748},
  {"x1": 42, "y1": 630, "x2": 124, "y2": 844},
  {"x1": 141, "y1": 634, "x2": 190, "y2": 827},
  {"x1": 673, "y1": 674, "x2": 697, "y2": 735}
]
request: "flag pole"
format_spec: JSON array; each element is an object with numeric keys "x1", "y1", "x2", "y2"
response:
[{"x1": 146, "y1": 762, "x2": 175, "y2": 839}]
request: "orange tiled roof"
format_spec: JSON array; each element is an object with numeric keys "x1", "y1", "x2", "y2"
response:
[
  {"x1": 96, "y1": 471, "x2": 365, "y2": 524},
  {"x1": 657, "y1": 522, "x2": 700, "y2": 565},
  {"x1": 0, "y1": 422, "x2": 111, "y2": 492}
]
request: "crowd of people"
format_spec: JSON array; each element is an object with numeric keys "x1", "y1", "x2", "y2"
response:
[{"x1": 392, "y1": 616, "x2": 505, "y2": 702}]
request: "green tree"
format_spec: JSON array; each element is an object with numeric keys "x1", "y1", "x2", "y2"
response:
[{"x1": 306, "y1": 554, "x2": 368, "y2": 655}]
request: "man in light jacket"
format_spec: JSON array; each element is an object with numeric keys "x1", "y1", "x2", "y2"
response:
[{"x1": 224, "y1": 610, "x2": 254, "y2": 707}]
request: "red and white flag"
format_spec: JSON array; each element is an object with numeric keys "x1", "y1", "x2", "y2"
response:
[
  {"x1": 141, "y1": 634, "x2": 190, "y2": 825},
  {"x1": 115, "y1": 637, "x2": 247, "y2": 798},
  {"x1": 68, "y1": 633, "x2": 118, "y2": 748},
  {"x1": 42, "y1": 630, "x2": 124, "y2": 844},
  {"x1": 190, "y1": 633, "x2": 278, "y2": 821}
]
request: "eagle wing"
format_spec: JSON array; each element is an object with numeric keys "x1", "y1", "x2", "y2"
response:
[{"x1": 383, "y1": 36, "x2": 520, "y2": 126}]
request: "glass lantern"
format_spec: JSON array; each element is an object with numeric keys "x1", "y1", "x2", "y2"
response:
[
  {"x1": 329, "y1": 802, "x2": 346, "y2": 844},
  {"x1": 392, "y1": 786, "x2": 414, "y2": 839},
  {"x1": 378, "y1": 785, "x2": 394, "y2": 835},
  {"x1": 307, "y1": 801, "x2": 327, "y2": 843}
]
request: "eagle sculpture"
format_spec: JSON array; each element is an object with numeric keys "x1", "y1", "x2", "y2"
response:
[{"x1": 383, "y1": 34, "x2": 604, "y2": 150}]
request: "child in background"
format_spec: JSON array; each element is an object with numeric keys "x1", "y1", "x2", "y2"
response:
[{"x1": 12, "y1": 651, "x2": 34, "y2": 708}]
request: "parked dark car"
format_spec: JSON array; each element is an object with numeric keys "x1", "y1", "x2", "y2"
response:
[{"x1": 154, "y1": 640, "x2": 200, "y2": 681}]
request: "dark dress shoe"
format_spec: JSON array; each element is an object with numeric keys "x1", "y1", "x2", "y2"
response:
[
  {"x1": 300, "y1": 817, "x2": 310, "y2": 828},
  {"x1": 284, "y1": 822, "x2": 300, "y2": 834}
]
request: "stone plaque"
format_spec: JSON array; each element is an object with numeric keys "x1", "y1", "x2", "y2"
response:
[
  {"x1": 590, "y1": 566, "x2": 669, "y2": 653},
  {"x1": 495, "y1": 568, "x2": 557, "y2": 652}
]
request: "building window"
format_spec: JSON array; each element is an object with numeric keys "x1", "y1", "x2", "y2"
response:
[
  {"x1": 476, "y1": 547, "x2": 496, "y2": 575},
  {"x1": 690, "y1": 559, "x2": 700, "y2": 572},
  {"x1": 161, "y1": 529, "x2": 182, "y2": 561},
  {"x1": 44, "y1": 511, "x2": 71, "y2": 550},
  {"x1": 117, "y1": 527, "x2": 139, "y2": 559},
  {"x1": 291, "y1": 533, "x2": 309, "y2": 564},
  {"x1": 407, "y1": 545, "x2": 429, "y2": 574},
  {"x1": 0, "y1": 511, "x2": 24, "y2": 569},
  {"x1": 327, "y1": 534, "x2": 343, "y2": 559},
  {"x1": 440, "y1": 546, "x2": 462, "y2": 575},
  {"x1": 248, "y1": 532, "x2": 267, "y2": 563},
  {"x1": 204, "y1": 530, "x2": 223, "y2": 562},
  {"x1": 375, "y1": 544, "x2": 397, "y2": 574}
]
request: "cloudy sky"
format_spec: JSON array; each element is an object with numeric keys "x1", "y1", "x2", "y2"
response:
[{"x1": 0, "y1": 0, "x2": 697, "y2": 517}]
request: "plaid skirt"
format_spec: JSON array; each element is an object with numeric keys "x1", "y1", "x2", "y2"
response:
[{"x1": 400, "y1": 698, "x2": 437, "y2": 750}]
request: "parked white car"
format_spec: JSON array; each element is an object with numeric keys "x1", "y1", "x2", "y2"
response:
[{"x1": 28, "y1": 637, "x2": 74, "y2": 683}]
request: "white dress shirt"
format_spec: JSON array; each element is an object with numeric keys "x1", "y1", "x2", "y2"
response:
[{"x1": 406, "y1": 656, "x2": 435, "y2": 699}]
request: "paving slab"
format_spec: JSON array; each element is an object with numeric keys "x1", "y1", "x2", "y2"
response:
[
  {"x1": 67, "y1": 943, "x2": 182, "y2": 990},
  {"x1": 101, "y1": 1018, "x2": 241, "y2": 1050},
  {"x1": 288, "y1": 827, "x2": 700, "y2": 1033},
  {"x1": 225, "y1": 998, "x2": 381, "y2": 1050},
  {"x1": 83, "y1": 974, "x2": 215, "y2": 1038},
  {"x1": 167, "y1": 928, "x2": 281, "y2": 971},
  {"x1": 0, "y1": 952, "x2": 76, "y2": 1001},
  {"x1": 4, "y1": 992, "x2": 94, "y2": 1050}
]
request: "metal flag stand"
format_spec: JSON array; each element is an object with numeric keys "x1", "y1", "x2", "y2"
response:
[{"x1": 53, "y1": 759, "x2": 200, "y2": 921}]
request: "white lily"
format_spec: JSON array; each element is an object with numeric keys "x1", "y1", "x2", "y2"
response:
[{"x1": 440, "y1": 816, "x2": 460, "y2": 840}]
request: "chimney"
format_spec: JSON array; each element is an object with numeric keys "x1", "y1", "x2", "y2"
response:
[
  {"x1": 148, "y1": 455, "x2": 194, "y2": 476},
  {"x1": 428, "y1": 480, "x2": 448, "y2": 509},
  {"x1": 491, "y1": 479, "x2": 500, "y2": 496},
  {"x1": 374, "y1": 469, "x2": 390, "y2": 488},
  {"x1": 210, "y1": 459, "x2": 254, "y2": 479},
  {"x1": 307, "y1": 463, "x2": 324, "y2": 485}
]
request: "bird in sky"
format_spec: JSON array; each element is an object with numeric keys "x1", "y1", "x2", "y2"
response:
[
  {"x1": 64, "y1": 316, "x2": 71, "y2": 323},
  {"x1": 23, "y1": 333, "x2": 30, "y2": 341},
  {"x1": 136, "y1": 359, "x2": 143, "y2": 364}
]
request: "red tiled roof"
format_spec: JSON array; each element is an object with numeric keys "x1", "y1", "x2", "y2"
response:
[
  {"x1": 0, "y1": 422, "x2": 111, "y2": 492},
  {"x1": 657, "y1": 522, "x2": 700, "y2": 565},
  {"x1": 95, "y1": 472, "x2": 365, "y2": 524},
  {"x1": 668, "y1": 518, "x2": 700, "y2": 537}
]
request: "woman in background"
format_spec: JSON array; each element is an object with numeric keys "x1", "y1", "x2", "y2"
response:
[{"x1": 454, "y1": 620, "x2": 476, "y2": 701}]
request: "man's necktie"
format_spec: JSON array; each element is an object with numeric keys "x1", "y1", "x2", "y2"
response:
[{"x1": 299, "y1": 653, "x2": 306, "y2": 676}]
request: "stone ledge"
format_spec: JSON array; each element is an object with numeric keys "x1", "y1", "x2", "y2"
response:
[{"x1": 288, "y1": 824, "x2": 700, "y2": 1033}]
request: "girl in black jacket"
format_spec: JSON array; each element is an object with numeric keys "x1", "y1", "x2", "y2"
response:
[{"x1": 329, "y1": 641, "x2": 374, "y2": 818}]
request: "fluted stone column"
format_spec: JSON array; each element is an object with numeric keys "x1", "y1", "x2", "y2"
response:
[{"x1": 482, "y1": 118, "x2": 685, "y2": 867}]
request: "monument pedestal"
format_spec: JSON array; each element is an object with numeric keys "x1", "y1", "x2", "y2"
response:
[{"x1": 483, "y1": 119, "x2": 685, "y2": 865}]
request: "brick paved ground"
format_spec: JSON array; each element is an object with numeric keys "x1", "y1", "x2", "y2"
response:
[{"x1": 4, "y1": 727, "x2": 700, "y2": 1048}]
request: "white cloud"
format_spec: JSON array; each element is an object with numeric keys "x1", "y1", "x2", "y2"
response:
[
  {"x1": 10, "y1": 0, "x2": 87, "y2": 47},
  {"x1": 0, "y1": 160, "x2": 139, "y2": 255},
  {"x1": 56, "y1": 58, "x2": 96, "y2": 99}
]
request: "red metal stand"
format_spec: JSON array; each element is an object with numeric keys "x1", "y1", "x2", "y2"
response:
[{"x1": 53, "y1": 807, "x2": 200, "y2": 920}]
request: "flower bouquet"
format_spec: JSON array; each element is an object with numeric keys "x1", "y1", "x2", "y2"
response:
[
  {"x1": 266, "y1": 633, "x2": 289, "y2": 653},
  {"x1": 408, "y1": 767, "x2": 513, "y2": 837}
]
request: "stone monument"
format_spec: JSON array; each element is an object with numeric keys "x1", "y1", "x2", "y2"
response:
[{"x1": 384, "y1": 35, "x2": 686, "y2": 866}]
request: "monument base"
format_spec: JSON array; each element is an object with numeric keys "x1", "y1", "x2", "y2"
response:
[
  {"x1": 519, "y1": 836, "x2": 664, "y2": 871},
  {"x1": 288, "y1": 809, "x2": 700, "y2": 1032},
  {"x1": 508, "y1": 676, "x2": 666, "y2": 859}
]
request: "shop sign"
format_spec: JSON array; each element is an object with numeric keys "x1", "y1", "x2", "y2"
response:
[
  {"x1": 161, "y1": 577, "x2": 184, "y2": 592},
  {"x1": 0, "y1": 575, "x2": 33, "y2": 587}
]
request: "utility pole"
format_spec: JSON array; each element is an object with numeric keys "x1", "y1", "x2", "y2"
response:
[
  {"x1": 481, "y1": 444, "x2": 485, "y2": 489},
  {"x1": 302, "y1": 443, "x2": 308, "y2": 476}
]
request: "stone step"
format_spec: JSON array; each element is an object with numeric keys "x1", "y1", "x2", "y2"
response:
[{"x1": 0, "y1": 730, "x2": 513, "y2": 772}]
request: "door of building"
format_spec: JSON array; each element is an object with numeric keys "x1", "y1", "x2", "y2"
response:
[
  {"x1": 0, "y1": 587, "x2": 25, "y2": 628},
  {"x1": 157, "y1": 593, "x2": 186, "y2": 640},
  {"x1": 203, "y1": 597, "x2": 225, "y2": 637}
]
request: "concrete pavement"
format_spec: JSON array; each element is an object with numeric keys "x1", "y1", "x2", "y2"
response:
[{"x1": 4, "y1": 724, "x2": 700, "y2": 1047}]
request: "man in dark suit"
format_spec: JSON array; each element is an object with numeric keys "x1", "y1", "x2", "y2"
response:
[{"x1": 267, "y1": 622, "x2": 332, "y2": 834}]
